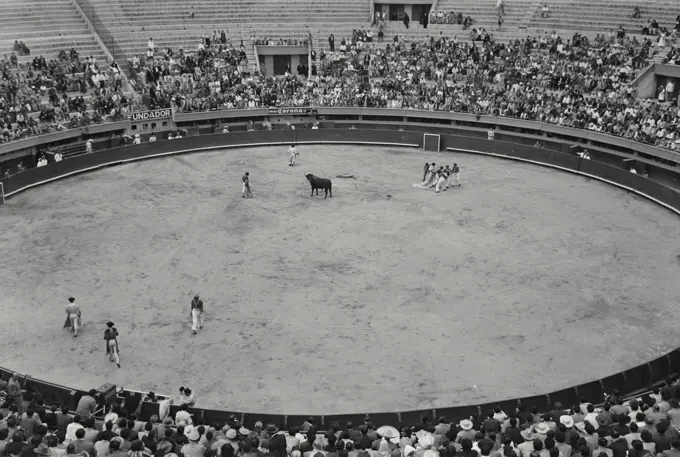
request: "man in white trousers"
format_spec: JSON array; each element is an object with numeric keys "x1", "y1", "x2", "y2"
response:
[
  {"x1": 104, "y1": 322, "x2": 121, "y2": 368},
  {"x1": 190, "y1": 295, "x2": 204, "y2": 335},
  {"x1": 451, "y1": 163, "x2": 461, "y2": 187},
  {"x1": 288, "y1": 144, "x2": 299, "y2": 166},
  {"x1": 435, "y1": 170, "x2": 447, "y2": 193}
]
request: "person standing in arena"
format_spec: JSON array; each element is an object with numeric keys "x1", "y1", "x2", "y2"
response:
[
  {"x1": 435, "y1": 169, "x2": 447, "y2": 193},
  {"x1": 190, "y1": 295, "x2": 204, "y2": 335},
  {"x1": 104, "y1": 322, "x2": 121, "y2": 368},
  {"x1": 288, "y1": 144, "x2": 299, "y2": 166},
  {"x1": 63, "y1": 297, "x2": 82, "y2": 337},
  {"x1": 443, "y1": 165, "x2": 451, "y2": 190},
  {"x1": 435, "y1": 165, "x2": 449, "y2": 193},
  {"x1": 242, "y1": 172, "x2": 253, "y2": 198},
  {"x1": 451, "y1": 163, "x2": 461, "y2": 187}
]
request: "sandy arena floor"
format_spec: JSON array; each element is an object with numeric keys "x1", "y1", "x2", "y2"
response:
[{"x1": 1, "y1": 145, "x2": 680, "y2": 415}]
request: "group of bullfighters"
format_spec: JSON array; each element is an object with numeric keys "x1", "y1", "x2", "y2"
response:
[
  {"x1": 414, "y1": 162, "x2": 461, "y2": 192},
  {"x1": 240, "y1": 146, "x2": 463, "y2": 199},
  {"x1": 63, "y1": 297, "x2": 122, "y2": 368}
]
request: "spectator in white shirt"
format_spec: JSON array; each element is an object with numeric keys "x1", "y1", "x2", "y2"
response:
[
  {"x1": 54, "y1": 151, "x2": 63, "y2": 162},
  {"x1": 149, "y1": 133, "x2": 157, "y2": 142},
  {"x1": 624, "y1": 423, "x2": 641, "y2": 447},
  {"x1": 666, "y1": 80, "x2": 675, "y2": 101},
  {"x1": 65, "y1": 415, "x2": 85, "y2": 443},
  {"x1": 175, "y1": 404, "x2": 193, "y2": 426},
  {"x1": 584, "y1": 405, "x2": 599, "y2": 428},
  {"x1": 488, "y1": 127, "x2": 496, "y2": 140},
  {"x1": 493, "y1": 408, "x2": 508, "y2": 422},
  {"x1": 180, "y1": 388, "x2": 197, "y2": 406}
]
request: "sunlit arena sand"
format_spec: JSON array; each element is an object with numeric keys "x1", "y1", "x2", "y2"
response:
[{"x1": 1, "y1": 145, "x2": 680, "y2": 414}]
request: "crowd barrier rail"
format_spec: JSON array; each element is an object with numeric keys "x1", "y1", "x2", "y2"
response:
[
  {"x1": 2, "y1": 109, "x2": 680, "y2": 172},
  {"x1": 2, "y1": 117, "x2": 680, "y2": 428}
]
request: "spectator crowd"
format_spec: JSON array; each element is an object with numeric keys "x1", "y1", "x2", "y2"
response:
[
  {"x1": 3, "y1": 371, "x2": 680, "y2": 457},
  {"x1": 0, "y1": 48, "x2": 129, "y2": 145},
  {"x1": 3, "y1": 25, "x2": 680, "y2": 153}
]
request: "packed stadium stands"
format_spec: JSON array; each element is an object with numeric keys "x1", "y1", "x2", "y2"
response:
[
  {"x1": 1, "y1": 0, "x2": 680, "y2": 162},
  {"x1": 2, "y1": 365, "x2": 680, "y2": 457}
]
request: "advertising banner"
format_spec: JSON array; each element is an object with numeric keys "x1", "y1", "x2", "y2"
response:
[
  {"x1": 128, "y1": 109, "x2": 173, "y2": 122},
  {"x1": 267, "y1": 107, "x2": 317, "y2": 116}
]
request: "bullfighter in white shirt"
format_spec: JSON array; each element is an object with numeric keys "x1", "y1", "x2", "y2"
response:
[{"x1": 288, "y1": 144, "x2": 299, "y2": 166}]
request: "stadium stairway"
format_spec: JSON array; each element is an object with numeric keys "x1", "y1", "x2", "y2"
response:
[{"x1": 1, "y1": 0, "x2": 107, "y2": 61}]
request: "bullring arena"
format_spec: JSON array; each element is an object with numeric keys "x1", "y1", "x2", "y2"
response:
[
  {"x1": 5, "y1": 0, "x2": 680, "y2": 443},
  {"x1": 2, "y1": 141, "x2": 680, "y2": 415}
]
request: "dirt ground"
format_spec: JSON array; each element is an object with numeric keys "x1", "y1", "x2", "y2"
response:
[{"x1": 1, "y1": 144, "x2": 680, "y2": 415}]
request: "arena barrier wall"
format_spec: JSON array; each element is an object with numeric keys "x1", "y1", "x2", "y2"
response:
[
  {"x1": 447, "y1": 143, "x2": 680, "y2": 216},
  {"x1": 2, "y1": 125, "x2": 680, "y2": 426}
]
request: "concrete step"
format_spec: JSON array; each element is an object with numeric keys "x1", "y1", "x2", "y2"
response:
[
  {"x1": 0, "y1": 34, "x2": 97, "y2": 44},
  {"x1": 0, "y1": 26, "x2": 90, "y2": 35},
  {"x1": 0, "y1": 17, "x2": 86, "y2": 26},
  {"x1": 529, "y1": 19, "x2": 676, "y2": 29},
  {"x1": 95, "y1": 14, "x2": 368, "y2": 21}
]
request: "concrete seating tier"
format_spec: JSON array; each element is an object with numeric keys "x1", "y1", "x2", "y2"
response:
[
  {"x1": 432, "y1": 0, "x2": 538, "y2": 30},
  {"x1": 113, "y1": 33, "x2": 220, "y2": 54},
  {"x1": 87, "y1": 0, "x2": 370, "y2": 61},
  {"x1": 2, "y1": 0, "x2": 106, "y2": 61},
  {"x1": 117, "y1": 31, "x2": 256, "y2": 72},
  {"x1": 307, "y1": 25, "x2": 376, "y2": 53},
  {"x1": 528, "y1": 0, "x2": 680, "y2": 34},
  {"x1": 0, "y1": 37, "x2": 108, "y2": 63},
  {"x1": 99, "y1": 6, "x2": 368, "y2": 22}
]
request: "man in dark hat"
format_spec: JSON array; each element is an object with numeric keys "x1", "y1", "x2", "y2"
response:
[
  {"x1": 190, "y1": 295, "x2": 204, "y2": 336},
  {"x1": 268, "y1": 426, "x2": 286, "y2": 457},
  {"x1": 63, "y1": 297, "x2": 82, "y2": 337}
]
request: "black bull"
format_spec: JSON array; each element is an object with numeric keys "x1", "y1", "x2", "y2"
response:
[{"x1": 305, "y1": 174, "x2": 333, "y2": 198}]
